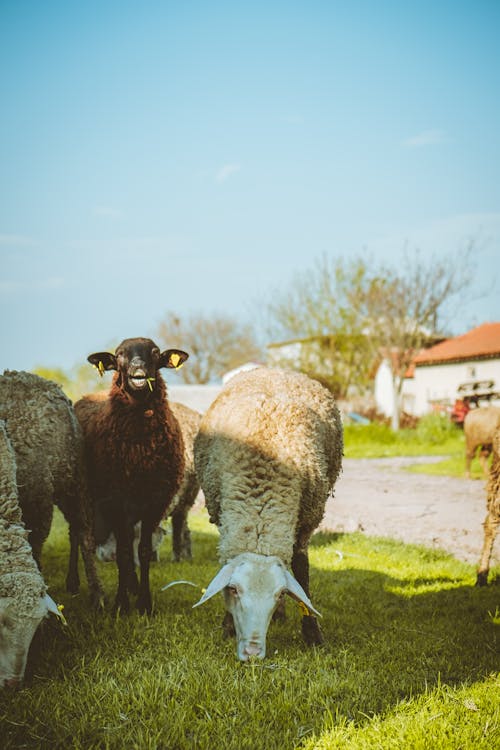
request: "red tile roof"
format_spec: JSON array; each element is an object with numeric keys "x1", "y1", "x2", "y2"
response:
[{"x1": 414, "y1": 322, "x2": 500, "y2": 366}]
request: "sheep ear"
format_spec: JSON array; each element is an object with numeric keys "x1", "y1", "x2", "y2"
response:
[
  {"x1": 44, "y1": 594, "x2": 67, "y2": 624},
  {"x1": 87, "y1": 352, "x2": 117, "y2": 375},
  {"x1": 192, "y1": 562, "x2": 236, "y2": 608},
  {"x1": 159, "y1": 349, "x2": 189, "y2": 370},
  {"x1": 283, "y1": 570, "x2": 322, "y2": 617}
]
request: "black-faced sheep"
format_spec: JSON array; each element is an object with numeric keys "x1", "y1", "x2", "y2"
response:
[
  {"x1": 0, "y1": 370, "x2": 103, "y2": 609},
  {"x1": 96, "y1": 401, "x2": 201, "y2": 565},
  {"x1": 74, "y1": 337, "x2": 189, "y2": 615},
  {"x1": 192, "y1": 367, "x2": 343, "y2": 661},
  {"x1": 0, "y1": 421, "x2": 64, "y2": 689},
  {"x1": 476, "y1": 423, "x2": 500, "y2": 585},
  {"x1": 463, "y1": 405, "x2": 500, "y2": 479}
]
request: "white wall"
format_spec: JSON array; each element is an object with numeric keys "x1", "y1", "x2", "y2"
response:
[
  {"x1": 412, "y1": 358, "x2": 500, "y2": 415},
  {"x1": 168, "y1": 384, "x2": 222, "y2": 413},
  {"x1": 374, "y1": 359, "x2": 395, "y2": 416}
]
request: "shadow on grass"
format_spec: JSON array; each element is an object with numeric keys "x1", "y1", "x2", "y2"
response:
[{"x1": 16, "y1": 524, "x2": 500, "y2": 736}]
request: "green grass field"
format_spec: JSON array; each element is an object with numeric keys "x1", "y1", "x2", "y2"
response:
[
  {"x1": 1, "y1": 416, "x2": 498, "y2": 748},
  {"x1": 1, "y1": 507, "x2": 499, "y2": 749}
]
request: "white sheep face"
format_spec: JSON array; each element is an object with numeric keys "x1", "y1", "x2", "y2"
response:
[
  {"x1": 0, "y1": 595, "x2": 48, "y2": 689},
  {"x1": 193, "y1": 552, "x2": 321, "y2": 661},
  {"x1": 224, "y1": 555, "x2": 286, "y2": 661}
]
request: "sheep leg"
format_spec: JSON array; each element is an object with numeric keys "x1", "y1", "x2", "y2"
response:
[
  {"x1": 292, "y1": 533, "x2": 324, "y2": 646},
  {"x1": 465, "y1": 446, "x2": 475, "y2": 479},
  {"x1": 137, "y1": 519, "x2": 154, "y2": 615},
  {"x1": 78, "y1": 530, "x2": 105, "y2": 608},
  {"x1": 478, "y1": 447, "x2": 492, "y2": 479},
  {"x1": 66, "y1": 524, "x2": 80, "y2": 595},
  {"x1": 171, "y1": 507, "x2": 192, "y2": 561},
  {"x1": 113, "y1": 522, "x2": 135, "y2": 614},
  {"x1": 476, "y1": 504, "x2": 500, "y2": 586}
]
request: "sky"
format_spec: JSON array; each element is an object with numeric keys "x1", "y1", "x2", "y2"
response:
[{"x1": 1, "y1": 0, "x2": 499, "y2": 372}]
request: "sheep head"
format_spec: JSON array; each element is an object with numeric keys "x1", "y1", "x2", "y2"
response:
[
  {"x1": 88, "y1": 338, "x2": 188, "y2": 399},
  {"x1": 193, "y1": 552, "x2": 321, "y2": 661},
  {"x1": 0, "y1": 580, "x2": 64, "y2": 689}
]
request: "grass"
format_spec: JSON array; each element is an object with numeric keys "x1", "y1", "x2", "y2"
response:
[
  {"x1": 344, "y1": 414, "x2": 490, "y2": 479},
  {"x1": 1, "y1": 509, "x2": 499, "y2": 749}
]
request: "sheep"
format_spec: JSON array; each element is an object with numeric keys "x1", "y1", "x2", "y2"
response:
[
  {"x1": 192, "y1": 367, "x2": 343, "y2": 661},
  {"x1": 96, "y1": 522, "x2": 167, "y2": 567},
  {"x1": 0, "y1": 370, "x2": 103, "y2": 609},
  {"x1": 74, "y1": 337, "x2": 189, "y2": 615},
  {"x1": 476, "y1": 423, "x2": 500, "y2": 585},
  {"x1": 0, "y1": 420, "x2": 63, "y2": 689},
  {"x1": 463, "y1": 405, "x2": 500, "y2": 479},
  {"x1": 96, "y1": 401, "x2": 202, "y2": 565}
]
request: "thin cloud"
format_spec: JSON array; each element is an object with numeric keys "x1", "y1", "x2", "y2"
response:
[
  {"x1": 402, "y1": 129, "x2": 447, "y2": 148},
  {"x1": 215, "y1": 163, "x2": 241, "y2": 183}
]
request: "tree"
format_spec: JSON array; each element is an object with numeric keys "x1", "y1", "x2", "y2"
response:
[
  {"x1": 266, "y1": 245, "x2": 476, "y2": 426},
  {"x1": 157, "y1": 311, "x2": 264, "y2": 384},
  {"x1": 33, "y1": 363, "x2": 109, "y2": 402},
  {"x1": 265, "y1": 255, "x2": 376, "y2": 397},
  {"x1": 358, "y1": 244, "x2": 475, "y2": 429}
]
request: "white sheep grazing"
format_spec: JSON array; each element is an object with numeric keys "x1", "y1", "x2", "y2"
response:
[
  {"x1": 192, "y1": 367, "x2": 343, "y2": 661},
  {"x1": 0, "y1": 421, "x2": 62, "y2": 689}
]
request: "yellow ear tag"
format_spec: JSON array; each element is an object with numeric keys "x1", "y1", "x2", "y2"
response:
[
  {"x1": 97, "y1": 361, "x2": 105, "y2": 377},
  {"x1": 297, "y1": 601, "x2": 310, "y2": 617},
  {"x1": 170, "y1": 353, "x2": 181, "y2": 368},
  {"x1": 57, "y1": 603, "x2": 68, "y2": 626}
]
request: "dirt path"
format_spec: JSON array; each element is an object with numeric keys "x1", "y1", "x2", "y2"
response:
[{"x1": 321, "y1": 457, "x2": 499, "y2": 567}]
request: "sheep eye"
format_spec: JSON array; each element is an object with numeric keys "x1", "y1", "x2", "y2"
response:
[
  {"x1": 226, "y1": 585, "x2": 239, "y2": 598},
  {"x1": 152, "y1": 348, "x2": 160, "y2": 357}
]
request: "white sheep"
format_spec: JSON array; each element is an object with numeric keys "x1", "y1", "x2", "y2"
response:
[
  {"x1": 191, "y1": 367, "x2": 343, "y2": 660},
  {"x1": 0, "y1": 421, "x2": 63, "y2": 689}
]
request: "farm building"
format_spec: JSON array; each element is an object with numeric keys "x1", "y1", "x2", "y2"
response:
[{"x1": 398, "y1": 322, "x2": 500, "y2": 417}]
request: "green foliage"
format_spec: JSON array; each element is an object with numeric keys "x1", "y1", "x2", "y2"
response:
[
  {"x1": 1, "y1": 512, "x2": 498, "y2": 749},
  {"x1": 414, "y1": 412, "x2": 460, "y2": 444},
  {"x1": 344, "y1": 417, "x2": 465, "y2": 464},
  {"x1": 33, "y1": 363, "x2": 109, "y2": 403}
]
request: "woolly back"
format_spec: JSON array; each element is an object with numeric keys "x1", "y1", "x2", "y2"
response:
[
  {"x1": 195, "y1": 367, "x2": 343, "y2": 565},
  {"x1": 0, "y1": 370, "x2": 83, "y2": 498},
  {"x1": 0, "y1": 421, "x2": 46, "y2": 604}
]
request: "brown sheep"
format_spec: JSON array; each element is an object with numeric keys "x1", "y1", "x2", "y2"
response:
[
  {"x1": 74, "y1": 337, "x2": 189, "y2": 615},
  {"x1": 96, "y1": 401, "x2": 201, "y2": 564},
  {"x1": 463, "y1": 406, "x2": 500, "y2": 479},
  {"x1": 476, "y1": 423, "x2": 500, "y2": 585}
]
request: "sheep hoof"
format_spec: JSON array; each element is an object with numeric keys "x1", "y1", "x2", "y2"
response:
[
  {"x1": 136, "y1": 594, "x2": 152, "y2": 615},
  {"x1": 302, "y1": 615, "x2": 324, "y2": 646},
  {"x1": 90, "y1": 591, "x2": 106, "y2": 611},
  {"x1": 475, "y1": 572, "x2": 489, "y2": 586},
  {"x1": 112, "y1": 595, "x2": 130, "y2": 615}
]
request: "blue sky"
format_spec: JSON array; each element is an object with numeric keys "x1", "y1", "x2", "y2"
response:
[{"x1": 1, "y1": 1, "x2": 499, "y2": 372}]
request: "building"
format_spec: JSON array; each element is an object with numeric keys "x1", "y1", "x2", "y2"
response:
[{"x1": 403, "y1": 322, "x2": 500, "y2": 416}]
